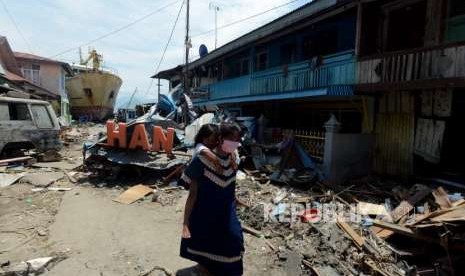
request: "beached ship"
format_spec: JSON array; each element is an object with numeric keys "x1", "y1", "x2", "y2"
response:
[{"x1": 66, "y1": 49, "x2": 122, "y2": 121}]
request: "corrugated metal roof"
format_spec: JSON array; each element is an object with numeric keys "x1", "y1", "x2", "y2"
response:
[
  {"x1": 154, "y1": 0, "x2": 350, "y2": 78},
  {"x1": 188, "y1": 0, "x2": 338, "y2": 68}
]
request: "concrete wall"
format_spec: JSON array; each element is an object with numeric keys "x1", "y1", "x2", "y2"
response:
[
  {"x1": 18, "y1": 60, "x2": 70, "y2": 122},
  {"x1": 324, "y1": 132, "x2": 373, "y2": 184},
  {"x1": 18, "y1": 61, "x2": 66, "y2": 98}
]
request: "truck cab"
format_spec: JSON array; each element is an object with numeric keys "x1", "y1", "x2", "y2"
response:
[{"x1": 0, "y1": 97, "x2": 62, "y2": 156}]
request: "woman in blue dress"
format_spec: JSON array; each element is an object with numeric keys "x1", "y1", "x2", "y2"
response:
[{"x1": 180, "y1": 123, "x2": 244, "y2": 276}]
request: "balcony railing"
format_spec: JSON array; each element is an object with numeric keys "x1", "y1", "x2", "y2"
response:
[
  {"x1": 357, "y1": 42, "x2": 465, "y2": 88},
  {"x1": 251, "y1": 50, "x2": 356, "y2": 95},
  {"x1": 197, "y1": 50, "x2": 356, "y2": 102},
  {"x1": 208, "y1": 75, "x2": 251, "y2": 100}
]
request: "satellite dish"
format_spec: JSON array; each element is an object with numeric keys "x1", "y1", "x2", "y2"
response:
[{"x1": 199, "y1": 44, "x2": 208, "y2": 58}]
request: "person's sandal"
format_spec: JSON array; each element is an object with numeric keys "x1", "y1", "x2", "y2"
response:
[{"x1": 195, "y1": 265, "x2": 212, "y2": 276}]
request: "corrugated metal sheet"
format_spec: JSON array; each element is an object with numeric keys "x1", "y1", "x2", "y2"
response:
[
  {"x1": 373, "y1": 91, "x2": 415, "y2": 176},
  {"x1": 188, "y1": 0, "x2": 339, "y2": 69}
]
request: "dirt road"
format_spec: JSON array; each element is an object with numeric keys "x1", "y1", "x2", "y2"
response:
[
  {"x1": 42, "y1": 186, "x2": 287, "y2": 276},
  {"x1": 44, "y1": 186, "x2": 193, "y2": 276}
]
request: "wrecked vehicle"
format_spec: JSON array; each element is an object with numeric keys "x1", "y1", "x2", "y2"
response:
[{"x1": 0, "y1": 97, "x2": 61, "y2": 156}]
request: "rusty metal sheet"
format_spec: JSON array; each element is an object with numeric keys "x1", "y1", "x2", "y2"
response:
[{"x1": 374, "y1": 92, "x2": 414, "y2": 176}]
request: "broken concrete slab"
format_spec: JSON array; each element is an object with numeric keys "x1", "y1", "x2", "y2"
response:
[
  {"x1": 0, "y1": 257, "x2": 56, "y2": 276},
  {"x1": 22, "y1": 172, "x2": 65, "y2": 187},
  {"x1": 0, "y1": 173, "x2": 26, "y2": 188},
  {"x1": 32, "y1": 162, "x2": 81, "y2": 171}
]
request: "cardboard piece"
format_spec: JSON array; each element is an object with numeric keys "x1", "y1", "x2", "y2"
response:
[
  {"x1": 357, "y1": 202, "x2": 389, "y2": 216},
  {"x1": 114, "y1": 184, "x2": 153, "y2": 204}
]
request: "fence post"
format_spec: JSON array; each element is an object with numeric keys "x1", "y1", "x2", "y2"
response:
[{"x1": 323, "y1": 114, "x2": 341, "y2": 184}]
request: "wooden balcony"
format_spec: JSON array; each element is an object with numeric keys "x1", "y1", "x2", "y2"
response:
[
  {"x1": 357, "y1": 42, "x2": 465, "y2": 91},
  {"x1": 195, "y1": 50, "x2": 356, "y2": 104},
  {"x1": 251, "y1": 50, "x2": 356, "y2": 95}
]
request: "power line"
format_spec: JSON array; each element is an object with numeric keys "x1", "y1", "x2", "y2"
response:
[
  {"x1": 191, "y1": 0, "x2": 302, "y2": 38},
  {"x1": 144, "y1": 0, "x2": 185, "y2": 98},
  {"x1": 0, "y1": 0, "x2": 35, "y2": 53},
  {"x1": 50, "y1": 0, "x2": 181, "y2": 58}
]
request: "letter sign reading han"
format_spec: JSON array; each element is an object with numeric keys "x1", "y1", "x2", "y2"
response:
[
  {"x1": 106, "y1": 121, "x2": 127, "y2": 148},
  {"x1": 106, "y1": 121, "x2": 175, "y2": 154},
  {"x1": 129, "y1": 124, "x2": 150, "y2": 151},
  {"x1": 152, "y1": 126, "x2": 174, "y2": 153}
]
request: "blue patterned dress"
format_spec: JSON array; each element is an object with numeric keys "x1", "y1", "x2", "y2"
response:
[{"x1": 180, "y1": 153, "x2": 244, "y2": 276}]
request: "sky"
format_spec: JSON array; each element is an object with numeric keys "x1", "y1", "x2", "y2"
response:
[{"x1": 0, "y1": 0, "x2": 309, "y2": 108}]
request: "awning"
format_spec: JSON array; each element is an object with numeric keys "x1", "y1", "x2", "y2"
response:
[{"x1": 193, "y1": 85, "x2": 354, "y2": 106}]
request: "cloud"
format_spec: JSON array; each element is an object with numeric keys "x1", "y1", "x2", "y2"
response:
[{"x1": 0, "y1": 0, "x2": 309, "y2": 107}]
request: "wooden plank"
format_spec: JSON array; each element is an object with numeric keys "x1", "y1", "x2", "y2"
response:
[
  {"x1": 442, "y1": 47, "x2": 456, "y2": 78},
  {"x1": 337, "y1": 216, "x2": 364, "y2": 248},
  {"x1": 302, "y1": 260, "x2": 322, "y2": 276},
  {"x1": 456, "y1": 46, "x2": 465, "y2": 77},
  {"x1": 433, "y1": 187, "x2": 452, "y2": 209},
  {"x1": 375, "y1": 184, "x2": 431, "y2": 238},
  {"x1": 430, "y1": 206, "x2": 465, "y2": 222},
  {"x1": 0, "y1": 156, "x2": 33, "y2": 165},
  {"x1": 391, "y1": 184, "x2": 432, "y2": 222},
  {"x1": 406, "y1": 53, "x2": 414, "y2": 81},
  {"x1": 431, "y1": 50, "x2": 440, "y2": 78},
  {"x1": 242, "y1": 224, "x2": 263, "y2": 237},
  {"x1": 452, "y1": 199, "x2": 465, "y2": 207},
  {"x1": 373, "y1": 220, "x2": 415, "y2": 236}
]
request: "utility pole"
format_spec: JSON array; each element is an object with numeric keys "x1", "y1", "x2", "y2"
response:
[
  {"x1": 184, "y1": 0, "x2": 190, "y2": 97},
  {"x1": 209, "y1": 2, "x2": 220, "y2": 49},
  {"x1": 183, "y1": 0, "x2": 191, "y2": 124}
]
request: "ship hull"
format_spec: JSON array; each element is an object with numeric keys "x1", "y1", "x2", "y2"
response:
[{"x1": 66, "y1": 71, "x2": 122, "y2": 121}]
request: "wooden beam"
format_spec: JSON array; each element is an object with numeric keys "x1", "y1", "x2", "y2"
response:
[
  {"x1": 373, "y1": 184, "x2": 431, "y2": 238},
  {"x1": 242, "y1": 224, "x2": 263, "y2": 237},
  {"x1": 373, "y1": 220, "x2": 416, "y2": 236},
  {"x1": 337, "y1": 216, "x2": 365, "y2": 248},
  {"x1": 391, "y1": 185, "x2": 432, "y2": 222},
  {"x1": 432, "y1": 186, "x2": 453, "y2": 209},
  {"x1": 0, "y1": 156, "x2": 33, "y2": 165}
]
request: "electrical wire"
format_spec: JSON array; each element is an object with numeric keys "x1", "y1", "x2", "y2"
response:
[
  {"x1": 50, "y1": 0, "x2": 181, "y2": 58},
  {"x1": 0, "y1": 0, "x2": 35, "y2": 53},
  {"x1": 191, "y1": 0, "x2": 303, "y2": 38},
  {"x1": 144, "y1": 0, "x2": 185, "y2": 97}
]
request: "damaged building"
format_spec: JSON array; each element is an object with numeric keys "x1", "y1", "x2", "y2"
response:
[{"x1": 154, "y1": 0, "x2": 465, "y2": 185}]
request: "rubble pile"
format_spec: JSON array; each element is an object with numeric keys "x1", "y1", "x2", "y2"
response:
[{"x1": 236, "y1": 173, "x2": 465, "y2": 276}]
